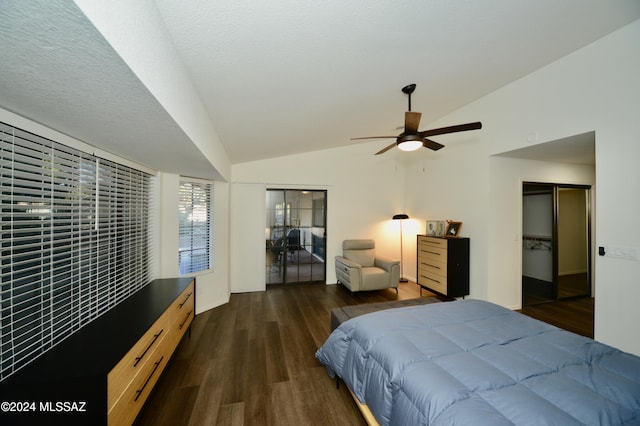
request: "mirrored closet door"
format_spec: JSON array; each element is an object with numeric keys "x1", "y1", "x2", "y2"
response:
[{"x1": 522, "y1": 182, "x2": 591, "y2": 306}]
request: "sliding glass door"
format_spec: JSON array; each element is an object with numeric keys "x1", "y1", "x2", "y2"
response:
[{"x1": 265, "y1": 189, "x2": 326, "y2": 285}]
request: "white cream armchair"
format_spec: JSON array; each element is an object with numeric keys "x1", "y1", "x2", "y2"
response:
[{"x1": 335, "y1": 239, "x2": 400, "y2": 292}]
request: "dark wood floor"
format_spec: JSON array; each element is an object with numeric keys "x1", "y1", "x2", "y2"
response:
[
  {"x1": 135, "y1": 282, "x2": 594, "y2": 425},
  {"x1": 518, "y1": 296, "x2": 594, "y2": 338}
]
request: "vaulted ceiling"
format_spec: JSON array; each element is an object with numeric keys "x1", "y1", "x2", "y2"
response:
[{"x1": 1, "y1": 1, "x2": 639, "y2": 178}]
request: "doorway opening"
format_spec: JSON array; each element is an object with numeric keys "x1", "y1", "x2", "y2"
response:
[
  {"x1": 522, "y1": 182, "x2": 591, "y2": 307},
  {"x1": 265, "y1": 189, "x2": 327, "y2": 285}
]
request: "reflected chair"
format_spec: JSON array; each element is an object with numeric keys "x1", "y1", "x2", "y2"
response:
[{"x1": 271, "y1": 228, "x2": 301, "y2": 266}]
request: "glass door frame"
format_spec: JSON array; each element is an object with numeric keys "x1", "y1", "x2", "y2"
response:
[{"x1": 265, "y1": 189, "x2": 327, "y2": 285}]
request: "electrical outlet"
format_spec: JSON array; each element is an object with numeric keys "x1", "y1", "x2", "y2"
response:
[{"x1": 603, "y1": 246, "x2": 639, "y2": 261}]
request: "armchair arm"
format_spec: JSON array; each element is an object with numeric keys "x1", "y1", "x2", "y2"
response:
[
  {"x1": 335, "y1": 256, "x2": 362, "y2": 291},
  {"x1": 374, "y1": 256, "x2": 400, "y2": 273},
  {"x1": 336, "y1": 256, "x2": 360, "y2": 269}
]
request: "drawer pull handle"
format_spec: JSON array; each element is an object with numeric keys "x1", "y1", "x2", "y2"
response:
[
  {"x1": 421, "y1": 250, "x2": 441, "y2": 256},
  {"x1": 134, "y1": 329, "x2": 163, "y2": 367},
  {"x1": 423, "y1": 242, "x2": 443, "y2": 247},
  {"x1": 179, "y1": 292, "x2": 193, "y2": 308},
  {"x1": 179, "y1": 311, "x2": 193, "y2": 330},
  {"x1": 421, "y1": 262, "x2": 440, "y2": 270},
  {"x1": 134, "y1": 356, "x2": 164, "y2": 402},
  {"x1": 420, "y1": 275, "x2": 441, "y2": 284}
]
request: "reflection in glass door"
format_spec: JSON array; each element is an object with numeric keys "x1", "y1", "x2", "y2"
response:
[
  {"x1": 265, "y1": 189, "x2": 326, "y2": 285},
  {"x1": 522, "y1": 184, "x2": 555, "y2": 306}
]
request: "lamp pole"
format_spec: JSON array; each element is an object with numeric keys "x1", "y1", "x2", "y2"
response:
[{"x1": 392, "y1": 214, "x2": 409, "y2": 282}]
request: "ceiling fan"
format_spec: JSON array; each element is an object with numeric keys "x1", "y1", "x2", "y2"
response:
[{"x1": 351, "y1": 84, "x2": 482, "y2": 155}]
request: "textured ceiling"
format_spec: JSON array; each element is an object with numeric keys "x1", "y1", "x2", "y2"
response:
[
  {"x1": 154, "y1": 0, "x2": 640, "y2": 164},
  {"x1": 0, "y1": 0, "x2": 220, "y2": 179},
  {"x1": 1, "y1": 1, "x2": 639, "y2": 175}
]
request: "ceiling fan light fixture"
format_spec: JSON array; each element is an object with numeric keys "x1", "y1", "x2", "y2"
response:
[
  {"x1": 358, "y1": 84, "x2": 482, "y2": 155},
  {"x1": 397, "y1": 134, "x2": 423, "y2": 152}
]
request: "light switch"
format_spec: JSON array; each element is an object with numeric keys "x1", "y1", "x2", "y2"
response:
[{"x1": 604, "y1": 245, "x2": 639, "y2": 261}]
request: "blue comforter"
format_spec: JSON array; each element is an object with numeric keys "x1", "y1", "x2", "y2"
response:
[{"x1": 315, "y1": 300, "x2": 640, "y2": 425}]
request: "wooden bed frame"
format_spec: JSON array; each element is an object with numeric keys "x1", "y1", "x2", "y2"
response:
[{"x1": 348, "y1": 386, "x2": 380, "y2": 426}]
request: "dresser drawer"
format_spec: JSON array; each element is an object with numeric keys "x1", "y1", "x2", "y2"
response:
[
  {"x1": 107, "y1": 310, "x2": 169, "y2": 411},
  {"x1": 418, "y1": 244, "x2": 447, "y2": 263},
  {"x1": 418, "y1": 235, "x2": 447, "y2": 248},
  {"x1": 417, "y1": 270, "x2": 447, "y2": 295},
  {"x1": 169, "y1": 282, "x2": 195, "y2": 325},
  {"x1": 161, "y1": 282, "x2": 194, "y2": 363},
  {"x1": 167, "y1": 302, "x2": 194, "y2": 351},
  {"x1": 418, "y1": 258, "x2": 447, "y2": 279},
  {"x1": 108, "y1": 335, "x2": 173, "y2": 426}
]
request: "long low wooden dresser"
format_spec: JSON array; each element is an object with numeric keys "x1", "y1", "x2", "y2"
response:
[{"x1": 0, "y1": 277, "x2": 194, "y2": 426}]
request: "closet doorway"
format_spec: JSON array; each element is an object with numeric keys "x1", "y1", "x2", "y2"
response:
[
  {"x1": 265, "y1": 189, "x2": 327, "y2": 285},
  {"x1": 522, "y1": 183, "x2": 591, "y2": 306}
]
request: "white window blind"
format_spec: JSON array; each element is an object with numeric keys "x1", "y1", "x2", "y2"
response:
[
  {"x1": 178, "y1": 181, "x2": 211, "y2": 274},
  {"x1": 0, "y1": 122, "x2": 152, "y2": 380}
]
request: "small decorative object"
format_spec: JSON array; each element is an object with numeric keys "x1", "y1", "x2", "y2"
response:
[
  {"x1": 445, "y1": 221, "x2": 462, "y2": 238},
  {"x1": 427, "y1": 220, "x2": 447, "y2": 237}
]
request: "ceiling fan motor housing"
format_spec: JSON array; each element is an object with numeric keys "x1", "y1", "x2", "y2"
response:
[
  {"x1": 401, "y1": 84, "x2": 416, "y2": 95},
  {"x1": 402, "y1": 84, "x2": 416, "y2": 111}
]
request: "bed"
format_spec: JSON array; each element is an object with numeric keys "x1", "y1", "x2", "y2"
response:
[{"x1": 315, "y1": 299, "x2": 640, "y2": 425}]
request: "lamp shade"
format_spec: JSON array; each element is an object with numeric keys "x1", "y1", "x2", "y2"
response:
[{"x1": 392, "y1": 214, "x2": 409, "y2": 220}]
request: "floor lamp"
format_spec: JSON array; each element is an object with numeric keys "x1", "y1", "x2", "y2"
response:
[{"x1": 392, "y1": 214, "x2": 409, "y2": 282}]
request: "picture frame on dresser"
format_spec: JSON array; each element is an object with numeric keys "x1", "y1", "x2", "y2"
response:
[
  {"x1": 426, "y1": 220, "x2": 446, "y2": 237},
  {"x1": 445, "y1": 221, "x2": 462, "y2": 238}
]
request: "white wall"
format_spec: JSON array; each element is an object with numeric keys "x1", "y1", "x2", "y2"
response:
[
  {"x1": 230, "y1": 182, "x2": 267, "y2": 292},
  {"x1": 406, "y1": 20, "x2": 640, "y2": 354},
  {"x1": 591, "y1": 21, "x2": 640, "y2": 354},
  {"x1": 230, "y1": 143, "x2": 408, "y2": 291}
]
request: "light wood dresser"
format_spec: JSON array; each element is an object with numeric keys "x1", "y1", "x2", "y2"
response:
[
  {"x1": 416, "y1": 235, "x2": 469, "y2": 298},
  {"x1": 0, "y1": 277, "x2": 194, "y2": 426}
]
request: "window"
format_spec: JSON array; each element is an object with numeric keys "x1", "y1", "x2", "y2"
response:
[
  {"x1": 178, "y1": 181, "x2": 211, "y2": 274},
  {"x1": 0, "y1": 122, "x2": 152, "y2": 380}
]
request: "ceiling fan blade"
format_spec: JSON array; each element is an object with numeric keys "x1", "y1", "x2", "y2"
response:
[
  {"x1": 351, "y1": 136, "x2": 397, "y2": 140},
  {"x1": 375, "y1": 142, "x2": 397, "y2": 155},
  {"x1": 423, "y1": 138, "x2": 444, "y2": 151},
  {"x1": 405, "y1": 111, "x2": 422, "y2": 133},
  {"x1": 419, "y1": 122, "x2": 482, "y2": 138}
]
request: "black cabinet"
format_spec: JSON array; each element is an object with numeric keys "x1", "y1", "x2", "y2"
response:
[{"x1": 0, "y1": 277, "x2": 194, "y2": 426}]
